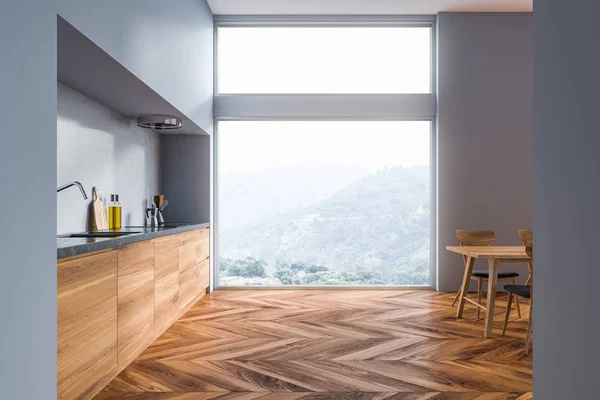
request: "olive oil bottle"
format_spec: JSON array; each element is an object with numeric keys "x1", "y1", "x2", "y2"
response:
[{"x1": 108, "y1": 194, "x2": 122, "y2": 230}]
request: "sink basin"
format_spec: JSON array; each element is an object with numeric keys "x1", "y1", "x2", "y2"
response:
[
  {"x1": 126, "y1": 224, "x2": 189, "y2": 228},
  {"x1": 59, "y1": 231, "x2": 142, "y2": 238}
]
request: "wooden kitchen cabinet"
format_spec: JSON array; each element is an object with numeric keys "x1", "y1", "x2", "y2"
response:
[
  {"x1": 57, "y1": 250, "x2": 118, "y2": 400},
  {"x1": 154, "y1": 235, "x2": 180, "y2": 335},
  {"x1": 117, "y1": 241, "x2": 155, "y2": 368},
  {"x1": 57, "y1": 227, "x2": 209, "y2": 399},
  {"x1": 179, "y1": 228, "x2": 210, "y2": 314}
]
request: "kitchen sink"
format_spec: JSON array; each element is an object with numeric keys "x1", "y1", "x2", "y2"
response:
[
  {"x1": 59, "y1": 231, "x2": 142, "y2": 238},
  {"x1": 126, "y1": 224, "x2": 189, "y2": 228}
]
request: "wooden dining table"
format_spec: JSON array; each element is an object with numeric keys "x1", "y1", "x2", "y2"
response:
[{"x1": 446, "y1": 245, "x2": 531, "y2": 338}]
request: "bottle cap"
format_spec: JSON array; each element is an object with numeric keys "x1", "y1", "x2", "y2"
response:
[
  {"x1": 115, "y1": 194, "x2": 119, "y2": 202},
  {"x1": 111, "y1": 194, "x2": 115, "y2": 202}
]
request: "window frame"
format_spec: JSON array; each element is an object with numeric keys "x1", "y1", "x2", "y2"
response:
[
  {"x1": 210, "y1": 16, "x2": 438, "y2": 291},
  {"x1": 215, "y1": 18, "x2": 436, "y2": 95}
]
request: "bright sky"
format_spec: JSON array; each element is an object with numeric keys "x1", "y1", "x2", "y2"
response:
[
  {"x1": 218, "y1": 26, "x2": 431, "y2": 94},
  {"x1": 217, "y1": 27, "x2": 432, "y2": 172},
  {"x1": 219, "y1": 121, "x2": 431, "y2": 172}
]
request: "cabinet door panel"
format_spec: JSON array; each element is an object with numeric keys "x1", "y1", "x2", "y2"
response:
[
  {"x1": 179, "y1": 258, "x2": 210, "y2": 315},
  {"x1": 196, "y1": 228, "x2": 210, "y2": 262},
  {"x1": 154, "y1": 235, "x2": 179, "y2": 335},
  {"x1": 179, "y1": 263, "x2": 200, "y2": 313},
  {"x1": 118, "y1": 241, "x2": 155, "y2": 368},
  {"x1": 198, "y1": 258, "x2": 210, "y2": 293},
  {"x1": 179, "y1": 238, "x2": 196, "y2": 273},
  {"x1": 58, "y1": 251, "x2": 118, "y2": 400}
]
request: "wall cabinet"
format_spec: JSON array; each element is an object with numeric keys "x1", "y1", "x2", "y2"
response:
[{"x1": 57, "y1": 228, "x2": 209, "y2": 400}]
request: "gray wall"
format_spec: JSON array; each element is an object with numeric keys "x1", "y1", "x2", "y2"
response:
[
  {"x1": 57, "y1": 0, "x2": 214, "y2": 134},
  {"x1": 0, "y1": 2, "x2": 57, "y2": 399},
  {"x1": 533, "y1": 0, "x2": 600, "y2": 397},
  {"x1": 437, "y1": 12, "x2": 533, "y2": 291},
  {"x1": 160, "y1": 135, "x2": 211, "y2": 224},
  {"x1": 57, "y1": 83, "x2": 160, "y2": 233}
]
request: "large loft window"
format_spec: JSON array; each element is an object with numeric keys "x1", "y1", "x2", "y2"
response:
[
  {"x1": 213, "y1": 17, "x2": 437, "y2": 289},
  {"x1": 216, "y1": 120, "x2": 432, "y2": 287},
  {"x1": 217, "y1": 26, "x2": 432, "y2": 94}
]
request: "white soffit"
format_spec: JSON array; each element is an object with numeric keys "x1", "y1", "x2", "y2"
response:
[{"x1": 206, "y1": 0, "x2": 533, "y2": 15}]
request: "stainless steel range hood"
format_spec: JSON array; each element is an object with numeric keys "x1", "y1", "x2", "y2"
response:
[{"x1": 137, "y1": 115, "x2": 182, "y2": 131}]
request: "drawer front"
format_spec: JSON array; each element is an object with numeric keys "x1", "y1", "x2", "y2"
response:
[
  {"x1": 198, "y1": 258, "x2": 210, "y2": 291},
  {"x1": 155, "y1": 235, "x2": 179, "y2": 280},
  {"x1": 179, "y1": 230, "x2": 197, "y2": 246},
  {"x1": 179, "y1": 258, "x2": 210, "y2": 315},
  {"x1": 179, "y1": 241, "x2": 197, "y2": 273},
  {"x1": 196, "y1": 228, "x2": 210, "y2": 262},
  {"x1": 179, "y1": 263, "x2": 200, "y2": 313}
]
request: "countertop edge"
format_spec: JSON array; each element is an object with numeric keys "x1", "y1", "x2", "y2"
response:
[{"x1": 57, "y1": 223, "x2": 209, "y2": 259}]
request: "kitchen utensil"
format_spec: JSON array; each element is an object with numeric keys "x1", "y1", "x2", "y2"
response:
[
  {"x1": 153, "y1": 195, "x2": 161, "y2": 208},
  {"x1": 160, "y1": 199, "x2": 168, "y2": 211},
  {"x1": 146, "y1": 205, "x2": 159, "y2": 227},
  {"x1": 159, "y1": 194, "x2": 165, "y2": 209},
  {"x1": 92, "y1": 187, "x2": 108, "y2": 231},
  {"x1": 157, "y1": 209, "x2": 165, "y2": 226}
]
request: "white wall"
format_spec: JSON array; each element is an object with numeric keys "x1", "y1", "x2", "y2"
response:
[
  {"x1": 0, "y1": 2, "x2": 57, "y2": 399},
  {"x1": 57, "y1": 83, "x2": 160, "y2": 233},
  {"x1": 437, "y1": 12, "x2": 533, "y2": 291},
  {"x1": 533, "y1": 0, "x2": 600, "y2": 397},
  {"x1": 57, "y1": 0, "x2": 214, "y2": 134}
]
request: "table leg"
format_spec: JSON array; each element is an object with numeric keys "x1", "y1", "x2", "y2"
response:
[
  {"x1": 484, "y1": 258, "x2": 500, "y2": 338},
  {"x1": 456, "y1": 255, "x2": 475, "y2": 318}
]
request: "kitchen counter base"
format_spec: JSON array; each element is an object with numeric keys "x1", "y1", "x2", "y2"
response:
[{"x1": 58, "y1": 226, "x2": 210, "y2": 399}]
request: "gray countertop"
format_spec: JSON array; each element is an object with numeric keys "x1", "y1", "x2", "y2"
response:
[{"x1": 57, "y1": 223, "x2": 209, "y2": 259}]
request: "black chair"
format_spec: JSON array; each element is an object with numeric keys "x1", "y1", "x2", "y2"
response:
[
  {"x1": 452, "y1": 230, "x2": 521, "y2": 320},
  {"x1": 502, "y1": 242, "x2": 533, "y2": 355}
]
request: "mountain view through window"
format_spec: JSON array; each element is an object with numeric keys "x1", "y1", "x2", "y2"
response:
[{"x1": 217, "y1": 121, "x2": 431, "y2": 286}]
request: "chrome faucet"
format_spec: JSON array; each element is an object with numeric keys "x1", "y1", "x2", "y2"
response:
[{"x1": 57, "y1": 181, "x2": 88, "y2": 200}]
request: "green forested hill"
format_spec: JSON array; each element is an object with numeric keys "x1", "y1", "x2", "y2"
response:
[{"x1": 220, "y1": 165, "x2": 430, "y2": 286}]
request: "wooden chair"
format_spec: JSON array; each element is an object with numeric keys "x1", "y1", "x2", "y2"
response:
[
  {"x1": 519, "y1": 230, "x2": 533, "y2": 285},
  {"x1": 451, "y1": 230, "x2": 521, "y2": 319},
  {"x1": 502, "y1": 241, "x2": 533, "y2": 355}
]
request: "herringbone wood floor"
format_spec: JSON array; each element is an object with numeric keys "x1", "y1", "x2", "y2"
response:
[{"x1": 96, "y1": 290, "x2": 532, "y2": 400}]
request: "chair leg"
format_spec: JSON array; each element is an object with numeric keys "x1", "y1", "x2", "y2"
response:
[
  {"x1": 477, "y1": 278, "x2": 483, "y2": 320},
  {"x1": 525, "y1": 299, "x2": 533, "y2": 355},
  {"x1": 502, "y1": 292, "x2": 514, "y2": 335},
  {"x1": 451, "y1": 288, "x2": 462, "y2": 307},
  {"x1": 512, "y1": 278, "x2": 522, "y2": 318},
  {"x1": 525, "y1": 274, "x2": 532, "y2": 286}
]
